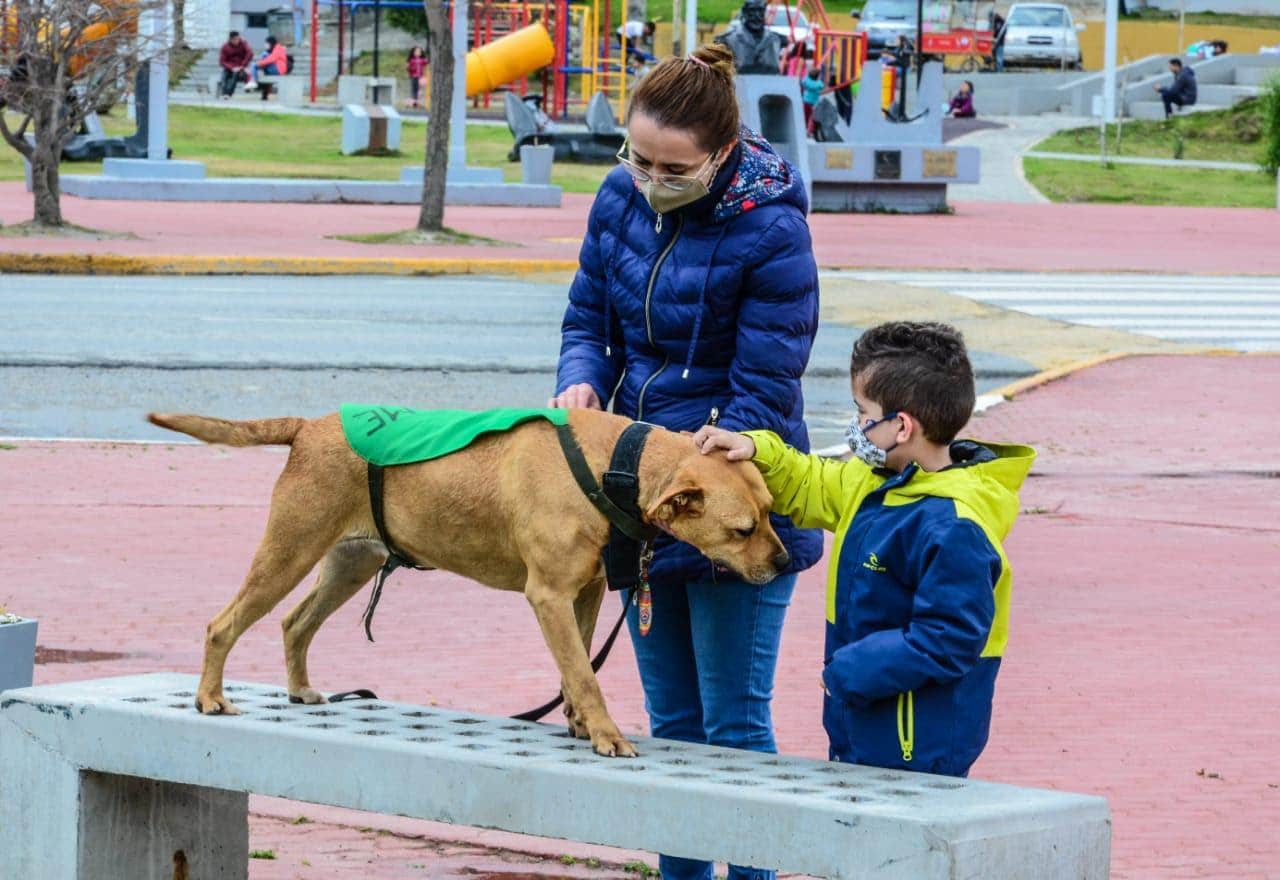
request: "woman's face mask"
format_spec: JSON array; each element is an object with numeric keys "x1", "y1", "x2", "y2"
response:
[{"x1": 617, "y1": 141, "x2": 722, "y2": 217}]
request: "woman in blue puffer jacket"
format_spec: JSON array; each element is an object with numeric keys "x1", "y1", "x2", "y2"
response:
[{"x1": 549, "y1": 43, "x2": 821, "y2": 880}]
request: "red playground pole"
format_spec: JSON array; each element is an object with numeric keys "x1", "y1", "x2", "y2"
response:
[{"x1": 309, "y1": 0, "x2": 319, "y2": 102}]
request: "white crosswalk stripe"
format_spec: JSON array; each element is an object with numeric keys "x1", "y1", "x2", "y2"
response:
[{"x1": 829, "y1": 271, "x2": 1280, "y2": 352}]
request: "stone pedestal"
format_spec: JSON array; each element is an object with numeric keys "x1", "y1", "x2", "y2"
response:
[
  {"x1": 806, "y1": 60, "x2": 980, "y2": 213},
  {"x1": 342, "y1": 104, "x2": 403, "y2": 155}
]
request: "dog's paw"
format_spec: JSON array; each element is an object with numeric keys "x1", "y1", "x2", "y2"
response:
[
  {"x1": 563, "y1": 704, "x2": 591, "y2": 739},
  {"x1": 195, "y1": 693, "x2": 242, "y2": 716},
  {"x1": 289, "y1": 687, "x2": 327, "y2": 705},
  {"x1": 591, "y1": 729, "x2": 638, "y2": 758}
]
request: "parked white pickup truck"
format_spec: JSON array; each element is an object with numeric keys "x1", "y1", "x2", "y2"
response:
[{"x1": 1002, "y1": 3, "x2": 1085, "y2": 69}]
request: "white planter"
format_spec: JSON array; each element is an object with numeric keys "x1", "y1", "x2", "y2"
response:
[
  {"x1": 0, "y1": 617, "x2": 38, "y2": 693},
  {"x1": 520, "y1": 143, "x2": 554, "y2": 186}
]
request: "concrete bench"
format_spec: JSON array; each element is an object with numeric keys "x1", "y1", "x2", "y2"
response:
[
  {"x1": 256, "y1": 75, "x2": 306, "y2": 106},
  {"x1": 0, "y1": 673, "x2": 1111, "y2": 879}
]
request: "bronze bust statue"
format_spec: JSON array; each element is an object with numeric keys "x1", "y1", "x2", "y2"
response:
[{"x1": 714, "y1": 0, "x2": 784, "y2": 75}]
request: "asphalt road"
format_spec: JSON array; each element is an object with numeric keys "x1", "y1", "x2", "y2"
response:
[{"x1": 0, "y1": 274, "x2": 1033, "y2": 448}]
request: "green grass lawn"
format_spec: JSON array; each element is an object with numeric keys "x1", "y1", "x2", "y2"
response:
[
  {"x1": 0, "y1": 105, "x2": 612, "y2": 194},
  {"x1": 1033, "y1": 98, "x2": 1271, "y2": 166},
  {"x1": 1023, "y1": 157, "x2": 1276, "y2": 208}
]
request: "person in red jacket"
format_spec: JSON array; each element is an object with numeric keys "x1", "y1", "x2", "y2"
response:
[
  {"x1": 218, "y1": 31, "x2": 253, "y2": 99},
  {"x1": 405, "y1": 45, "x2": 428, "y2": 108},
  {"x1": 255, "y1": 36, "x2": 289, "y2": 100}
]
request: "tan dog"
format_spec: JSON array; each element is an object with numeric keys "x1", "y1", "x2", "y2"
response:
[{"x1": 148, "y1": 408, "x2": 790, "y2": 757}]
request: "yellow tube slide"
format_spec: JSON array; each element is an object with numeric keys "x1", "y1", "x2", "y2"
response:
[{"x1": 465, "y1": 23, "x2": 556, "y2": 98}]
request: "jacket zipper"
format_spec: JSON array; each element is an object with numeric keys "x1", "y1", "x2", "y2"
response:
[
  {"x1": 636, "y1": 215, "x2": 684, "y2": 422},
  {"x1": 896, "y1": 691, "x2": 914, "y2": 762}
]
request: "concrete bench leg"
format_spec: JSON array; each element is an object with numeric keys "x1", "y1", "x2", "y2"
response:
[{"x1": 0, "y1": 729, "x2": 247, "y2": 879}]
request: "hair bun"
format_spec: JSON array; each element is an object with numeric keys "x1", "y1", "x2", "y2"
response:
[{"x1": 691, "y1": 43, "x2": 736, "y2": 79}]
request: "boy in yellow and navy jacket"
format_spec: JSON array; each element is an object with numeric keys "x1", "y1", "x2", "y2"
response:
[{"x1": 693, "y1": 322, "x2": 1034, "y2": 776}]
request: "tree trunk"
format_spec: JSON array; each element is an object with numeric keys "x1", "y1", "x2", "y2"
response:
[
  {"x1": 30, "y1": 102, "x2": 63, "y2": 227},
  {"x1": 30, "y1": 147, "x2": 64, "y2": 227},
  {"x1": 417, "y1": 0, "x2": 453, "y2": 233},
  {"x1": 173, "y1": 0, "x2": 186, "y2": 48}
]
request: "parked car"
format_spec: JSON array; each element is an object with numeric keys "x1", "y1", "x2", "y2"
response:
[
  {"x1": 1001, "y1": 3, "x2": 1084, "y2": 69},
  {"x1": 853, "y1": 0, "x2": 950, "y2": 58}
]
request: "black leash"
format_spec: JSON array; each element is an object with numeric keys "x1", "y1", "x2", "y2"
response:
[
  {"x1": 323, "y1": 602, "x2": 632, "y2": 721},
  {"x1": 510, "y1": 590, "x2": 633, "y2": 722}
]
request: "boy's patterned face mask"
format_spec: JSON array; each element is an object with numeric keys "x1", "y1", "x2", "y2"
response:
[{"x1": 845, "y1": 412, "x2": 899, "y2": 468}]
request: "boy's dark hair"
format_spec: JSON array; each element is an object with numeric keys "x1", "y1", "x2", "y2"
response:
[
  {"x1": 1169, "y1": 57, "x2": 1183, "y2": 68},
  {"x1": 850, "y1": 322, "x2": 975, "y2": 444}
]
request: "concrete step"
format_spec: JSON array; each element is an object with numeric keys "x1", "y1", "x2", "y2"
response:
[
  {"x1": 1197, "y1": 84, "x2": 1259, "y2": 106},
  {"x1": 1235, "y1": 65, "x2": 1280, "y2": 88},
  {"x1": 1127, "y1": 100, "x2": 1231, "y2": 121}
]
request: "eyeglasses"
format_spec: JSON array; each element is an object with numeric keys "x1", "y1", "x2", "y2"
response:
[{"x1": 615, "y1": 141, "x2": 715, "y2": 192}]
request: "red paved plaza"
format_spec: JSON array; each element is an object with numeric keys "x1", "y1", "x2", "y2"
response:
[{"x1": 2, "y1": 354, "x2": 1278, "y2": 878}]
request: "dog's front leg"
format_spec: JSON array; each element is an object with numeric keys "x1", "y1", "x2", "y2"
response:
[
  {"x1": 525, "y1": 579, "x2": 636, "y2": 758},
  {"x1": 562, "y1": 577, "x2": 606, "y2": 740}
]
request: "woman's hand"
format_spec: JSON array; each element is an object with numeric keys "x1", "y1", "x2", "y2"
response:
[
  {"x1": 691, "y1": 426, "x2": 756, "y2": 461},
  {"x1": 547, "y1": 383, "x2": 602, "y2": 410}
]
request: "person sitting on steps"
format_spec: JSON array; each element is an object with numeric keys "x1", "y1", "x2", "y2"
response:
[
  {"x1": 255, "y1": 36, "x2": 289, "y2": 101},
  {"x1": 1154, "y1": 57, "x2": 1197, "y2": 119}
]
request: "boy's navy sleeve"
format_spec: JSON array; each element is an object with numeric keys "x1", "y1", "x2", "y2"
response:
[
  {"x1": 555, "y1": 199, "x2": 625, "y2": 404},
  {"x1": 822, "y1": 519, "x2": 1002, "y2": 706}
]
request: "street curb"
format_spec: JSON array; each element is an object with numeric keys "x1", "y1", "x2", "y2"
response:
[
  {"x1": 0, "y1": 253, "x2": 579, "y2": 277},
  {"x1": 985, "y1": 349, "x2": 1266, "y2": 403},
  {"x1": 986, "y1": 352, "x2": 1134, "y2": 401}
]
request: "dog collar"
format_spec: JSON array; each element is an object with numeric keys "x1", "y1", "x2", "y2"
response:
[{"x1": 556, "y1": 421, "x2": 660, "y2": 590}]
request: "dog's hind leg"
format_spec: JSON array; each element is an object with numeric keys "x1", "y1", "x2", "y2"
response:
[
  {"x1": 281, "y1": 538, "x2": 387, "y2": 704},
  {"x1": 197, "y1": 481, "x2": 346, "y2": 716},
  {"x1": 562, "y1": 577, "x2": 606, "y2": 739}
]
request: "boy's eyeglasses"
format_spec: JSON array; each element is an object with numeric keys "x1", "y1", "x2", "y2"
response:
[{"x1": 615, "y1": 141, "x2": 715, "y2": 192}]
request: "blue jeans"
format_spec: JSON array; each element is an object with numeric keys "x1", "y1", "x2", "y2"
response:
[{"x1": 624, "y1": 573, "x2": 797, "y2": 880}]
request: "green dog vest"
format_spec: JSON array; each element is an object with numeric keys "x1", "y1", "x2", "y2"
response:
[{"x1": 340, "y1": 405, "x2": 570, "y2": 467}]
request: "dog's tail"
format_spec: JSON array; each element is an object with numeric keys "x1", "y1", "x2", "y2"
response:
[{"x1": 147, "y1": 412, "x2": 305, "y2": 447}]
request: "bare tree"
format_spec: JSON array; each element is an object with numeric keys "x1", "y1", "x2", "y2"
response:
[
  {"x1": 416, "y1": 0, "x2": 452, "y2": 234},
  {"x1": 172, "y1": 0, "x2": 185, "y2": 48},
  {"x1": 0, "y1": 0, "x2": 164, "y2": 227}
]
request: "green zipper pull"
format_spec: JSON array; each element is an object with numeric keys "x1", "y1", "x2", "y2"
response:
[{"x1": 897, "y1": 691, "x2": 914, "y2": 762}]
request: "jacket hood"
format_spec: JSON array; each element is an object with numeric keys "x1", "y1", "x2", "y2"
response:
[
  {"x1": 893, "y1": 441, "x2": 1036, "y2": 541},
  {"x1": 711, "y1": 126, "x2": 808, "y2": 221}
]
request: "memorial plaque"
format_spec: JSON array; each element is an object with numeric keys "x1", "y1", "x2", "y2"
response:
[
  {"x1": 825, "y1": 148, "x2": 853, "y2": 170},
  {"x1": 874, "y1": 150, "x2": 901, "y2": 181},
  {"x1": 923, "y1": 149, "x2": 958, "y2": 178}
]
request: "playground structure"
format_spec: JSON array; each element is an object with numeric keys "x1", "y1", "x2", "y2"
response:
[{"x1": 306, "y1": 0, "x2": 636, "y2": 120}]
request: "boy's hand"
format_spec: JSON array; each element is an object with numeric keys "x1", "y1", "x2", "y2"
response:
[{"x1": 691, "y1": 426, "x2": 756, "y2": 461}]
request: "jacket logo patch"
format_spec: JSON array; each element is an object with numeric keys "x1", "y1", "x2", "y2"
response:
[{"x1": 862, "y1": 553, "x2": 888, "y2": 573}]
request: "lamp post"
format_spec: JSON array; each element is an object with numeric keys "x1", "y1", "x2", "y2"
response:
[{"x1": 373, "y1": 0, "x2": 382, "y2": 77}]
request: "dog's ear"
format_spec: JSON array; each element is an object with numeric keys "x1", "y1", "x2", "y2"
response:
[{"x1": 647, "y1": 473, "x2": 706, "y2": 525}]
